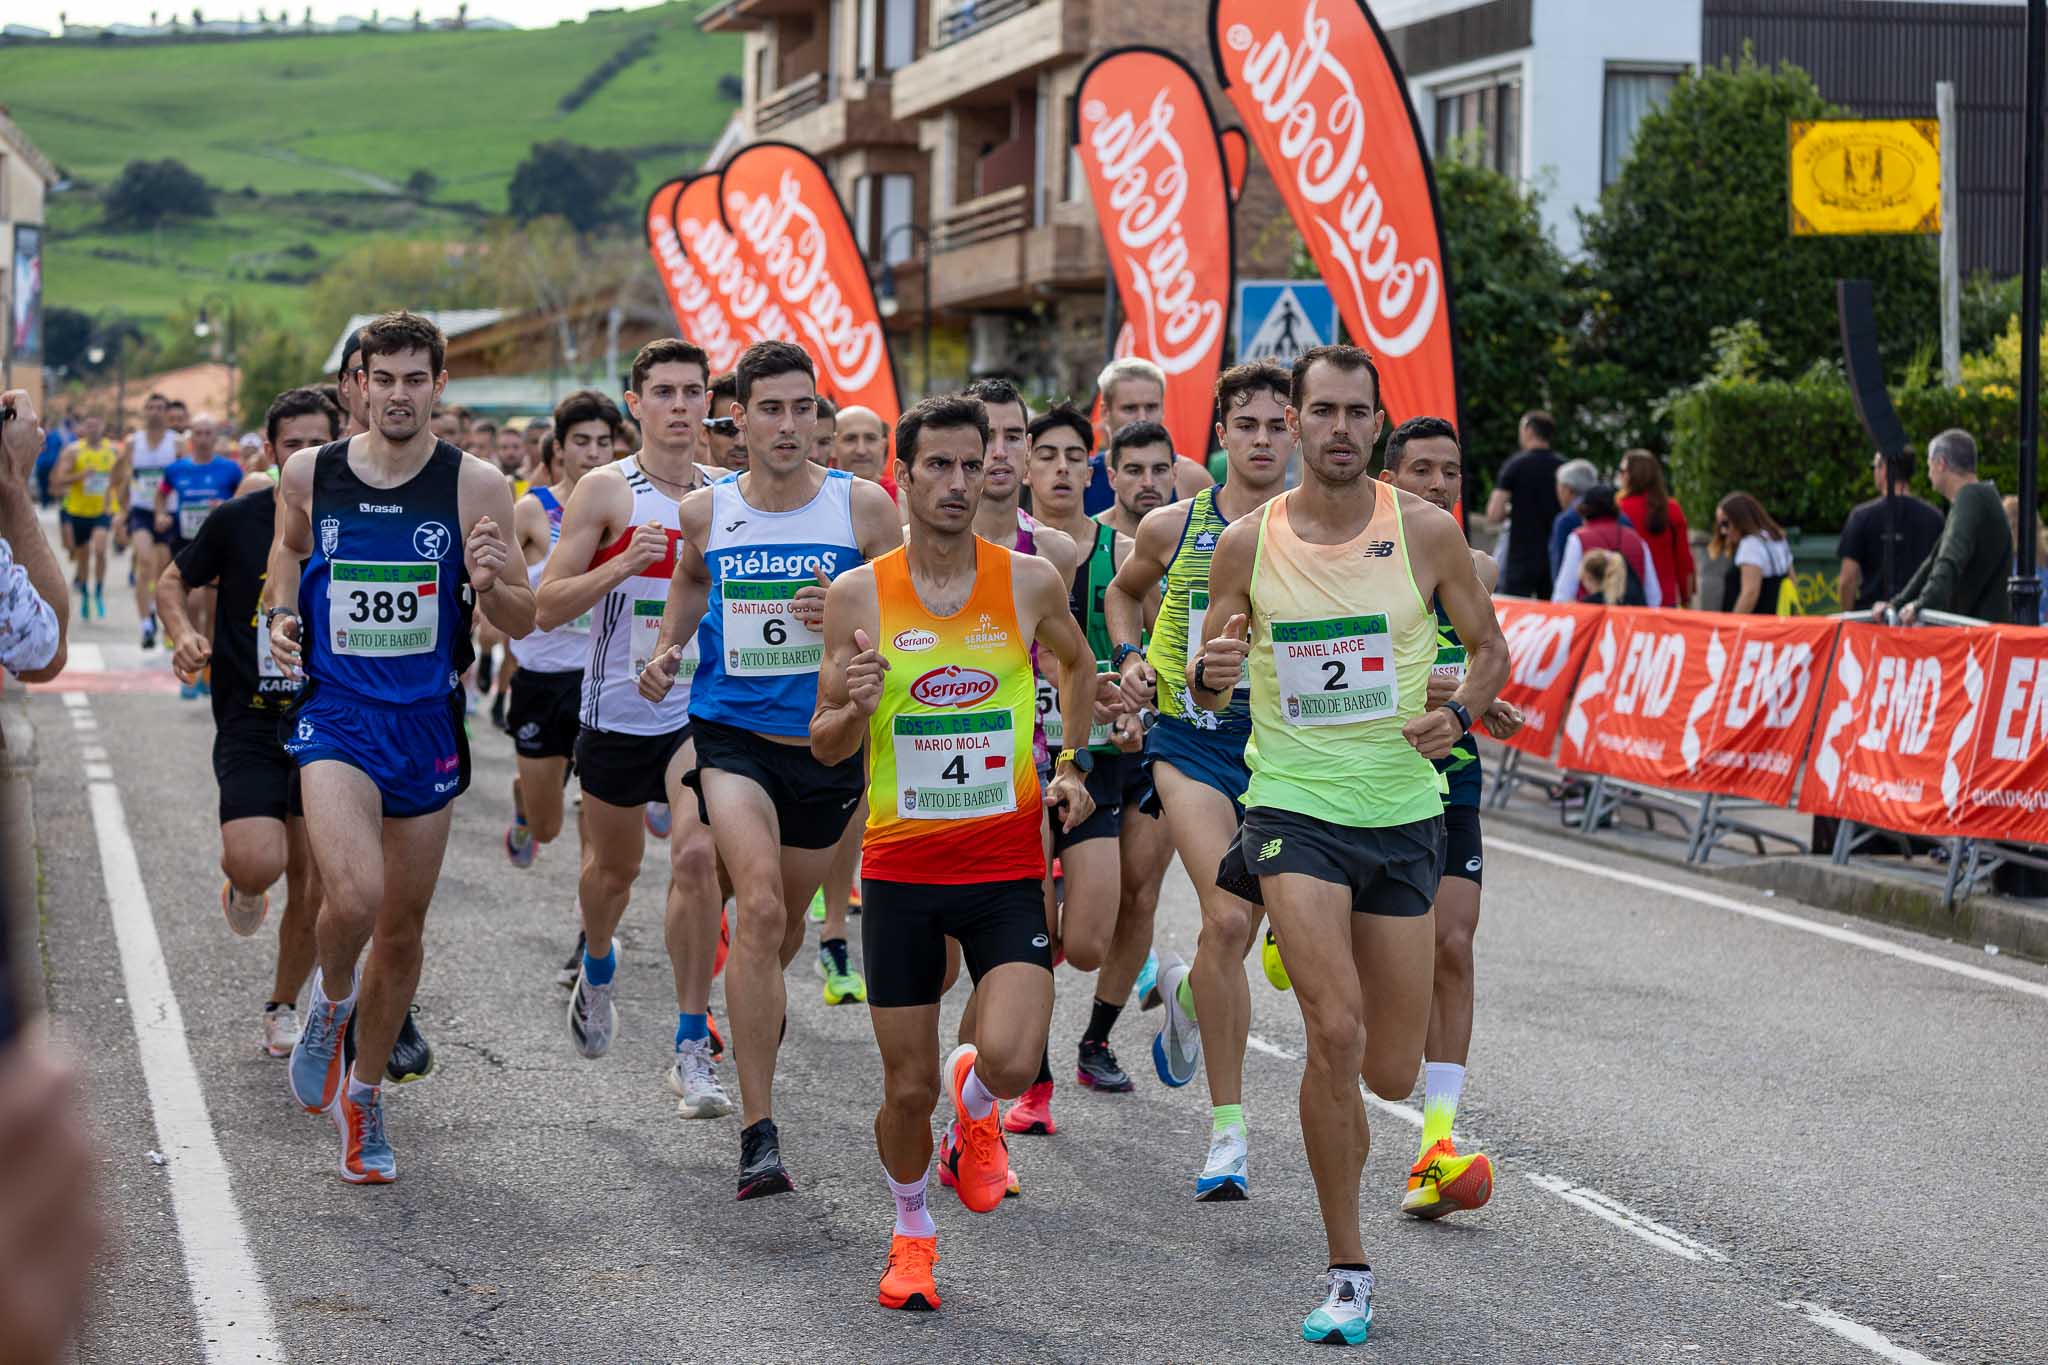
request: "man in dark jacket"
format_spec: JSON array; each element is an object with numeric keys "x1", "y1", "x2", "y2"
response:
[{"x1": 1879, "y1": 428, "x2": 2013, "y2": 624}]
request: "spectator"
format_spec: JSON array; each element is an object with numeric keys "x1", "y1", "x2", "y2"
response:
[
  {"x1": 1616, "y1": 449, "x2": 1697, "y2": 608},
  {"x1": 811, "y1": 395, "x2": 837, "y2": 466},
  {"x1": 1836, "y1": 448, "x2": 1944, "y2": 613},
  {"x1": 1548, "y1": 458, "x2": 1635, "y2": 579},
  {"x1": 2003, "y1": 494, "x2": 2048, "y2": 606},
  {"x1": 1879, "y1": 429, "x2": 2013, "y2": 624},
  {"x1": 1485, "y1": 409, "x2": 1563, "y2": 597},
  {"x1": 1, "y1": 390, "x2": 70, "y2": 682},
  {"x1": 0, "y1": 1037, "x2": 103, "y2": 1365},
  {"x1": 1555, "y1": 485, "x2": 1661, "y2": 606},
  {"x1": 1710, "y1": 491, "x2": 1794, "y2": 615},
  {"x1": 31, "y1": 419, "x2": 65, "y2": 508}
]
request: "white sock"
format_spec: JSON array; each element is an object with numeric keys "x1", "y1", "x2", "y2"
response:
[
  {"x1": 887, "y1": 1172, "x2": 936, "y2": 1238},
  {"x1": 347, "y1": 1065, "x2": 379, "y2": 1103},
  {"x1": 960, "y1": 1064, "x2": 998, "y2": 1120},
  {"x1": 316, "y1": 966, "x2": 357, "y2": 1010},
  {"x1": 1423, "y1": 1061, "x2": 1465, "y2": 1108}
]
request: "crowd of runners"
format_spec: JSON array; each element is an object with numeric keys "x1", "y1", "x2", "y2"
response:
[{"x1": 50, "y1": 311, "x2": 1527, "y2": 1347}]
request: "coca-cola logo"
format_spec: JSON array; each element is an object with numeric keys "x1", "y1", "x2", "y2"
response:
[
  {"x1": 724, "y1": 170, "x2": 886, "y2": 396},
  {"x1": 678, "y1": 206, "x2": 795, "y2": 346},
  {"x1": 910, "y1": 665, "x2": 997, "y2": 708},
  {"x1": 651, "y1": 203, "x2": 745, "y2": 374},
  {"x1": 1223, "y1": 1, "x2": 1442, "y2": 357},
  {"x1": 1080, "y1": 87, "x2": 1226, "y2": 376}
]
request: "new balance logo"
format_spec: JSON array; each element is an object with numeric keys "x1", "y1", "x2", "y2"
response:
[
  {"x1": 1364, "y1": 540, "x2": 1395, "y2": 558},
  {"x1": 1259, "y1": 837, "x2": 1283, "y2": 861}
]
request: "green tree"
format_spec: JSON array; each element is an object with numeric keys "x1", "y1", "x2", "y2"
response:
[
  {"x1": 506, "y1": 140, "x2": 636, "y2": 233},
  {"x1": 103, "y1": 158, "x2": 215, "y2": 229},
  {"x1": 1575, "y1": 49, "x2": 1937, "y2": 449},
  {"x1": 234, "y1": 324, "x2": 322, "y2": 431}
]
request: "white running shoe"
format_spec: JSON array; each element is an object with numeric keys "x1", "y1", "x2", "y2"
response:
[
  {"x1": 1302, "y1": 1267, "x2": 1373, "y2": 1346},
  {"x1": 1150, "y1": 956, "x2": 1201, "y2": 1087},
  {"x1": 262, "y1": 1004, "x2": 301, "y2": 1059},
  {"x1": 221, "y1": 880, "x2": 269, "y2": 937},
  {"x1": 1196, "y1": 1125, "x2": 1248, "y2": 1201},
  {"x1": 665, "y1": 1038, "x2": 734, "y2": 1119},
  {"x1": 566, "y1": 938, "x2": 620, "y2": 1059}
]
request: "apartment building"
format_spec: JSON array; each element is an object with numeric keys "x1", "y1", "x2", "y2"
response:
[
  {"x1": 700, "y1": 0, "x2": 1293, "y2": 396},
  {"x1": 0, "y1": 107, "x2": 57, "y2": 409}
]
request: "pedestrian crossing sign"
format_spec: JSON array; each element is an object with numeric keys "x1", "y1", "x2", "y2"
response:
[{"x1": 1235, "y1": 280, "x2": 1336, "y2": 365}]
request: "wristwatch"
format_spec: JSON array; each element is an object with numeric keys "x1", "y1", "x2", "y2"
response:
[
  {"x1": 1112, "y1": 642, "x2": 1144, "y2": 672},
  {"x1": 263, "y1": 606, "x2": 299, "y2": 629},
  {"x1": 1055, "y1": 747, "x2": 1095, "y2": 774},
  {"x1": 1442, "y1": 699, "x2": 1473, "y2": 736}
]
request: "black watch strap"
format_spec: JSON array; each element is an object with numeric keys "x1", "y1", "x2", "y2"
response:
[
  {"x1": 1193, "y1": 657, "x2": 1210, "y2": 692},
  {"x1": 1443, "y1": 699, "x2": 1473, "y2": 736}
]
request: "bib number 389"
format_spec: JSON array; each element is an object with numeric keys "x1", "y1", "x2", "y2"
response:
[
  {"x1": 327, "y1": 561, "x2": 439, "y2": 656},
  {"x1": 1272, "y1": 614, "x2": 1396, "y2": 726}
]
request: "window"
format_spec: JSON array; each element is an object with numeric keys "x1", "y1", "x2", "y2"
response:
[
  {"x1": 881, "y1": 0, "x2": 914, "y2": 72},
  {"x1": 1433, "y1": 69, "x2": 1520, "y2": 181},
  {"x1": 854, "y1": 172, "x2": 916, "y2": 264},
  {"x1": 1603, "y1": 67, "x2": 1682, "y2": 187}
]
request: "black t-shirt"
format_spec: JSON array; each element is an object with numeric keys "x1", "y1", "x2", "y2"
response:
[
  {"x1": 1495, "y1": 447, "x2": 1563, "y2": 589},
  {"x1": 172, "y1": 484, "x2": 302, "y2": 726},
  {"x1": 1836, "y1": 493, "x2": 1945, "y2": 609}
]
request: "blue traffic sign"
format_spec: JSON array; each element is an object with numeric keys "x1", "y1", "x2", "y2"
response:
[{"x1": 1235, "y1": 279, "x2": 1336, "y2": 365}]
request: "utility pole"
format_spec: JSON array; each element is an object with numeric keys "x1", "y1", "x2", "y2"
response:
[
  {"x1": 2015, "y1": 0, "x2": 2044, "y2": 626},
  {"x1": 1938, "y1": 81, "x2": 1961, "y2": 387}
]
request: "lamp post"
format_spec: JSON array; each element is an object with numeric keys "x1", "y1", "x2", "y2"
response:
[
  {"x1": 193, "y1": 294, "x2": 237, "y2": 424},
  {"x1": 86, "y1": 312, "x2": 133, "y2": 430},
  {"x1": 2015, "y1": 0, "x2": 2045, "y2": 626},
  {"x1": 874, "y1": 222, "x2": 932, "y2": 401}
]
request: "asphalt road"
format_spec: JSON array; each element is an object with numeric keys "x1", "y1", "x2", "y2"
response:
[{"x1": 22, "y1": 530, "x2": 2048, "y2": 1364}]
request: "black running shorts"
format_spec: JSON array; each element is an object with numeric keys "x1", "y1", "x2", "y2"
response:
[
  {"x1": 576, "y1": 722, "x2": 690, "y2": 810},
  {"x1": 214, "y1": 713, "x2": 300, "y2": 824},
  {"x1": 861, "y1": 877, "x2": 1053, "y2": 1008},
  {"x1": 686, "y1": 715, "x2": 863, "y2": 851},
  {"x1": 507, "y1": 667, "x2": 583, "y2": 761},
  {"x1": 1440, "y1": 802, "x2": 1483, "y2": 886},
  {"x1": 1217, "y1": 807, "x2": 1443, "y2": 919}
]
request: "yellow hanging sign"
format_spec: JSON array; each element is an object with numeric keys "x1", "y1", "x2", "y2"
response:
[{"x1": 1788, "y1": 119, "x2": 1942, "y2": 235}]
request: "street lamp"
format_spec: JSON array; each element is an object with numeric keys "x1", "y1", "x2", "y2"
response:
[
  {"x1": 193, "y1": 294, "x2": 237, "y2": 422},
  {"x1": 874, "y1": 222, "x2": 932, "y2": 400}
]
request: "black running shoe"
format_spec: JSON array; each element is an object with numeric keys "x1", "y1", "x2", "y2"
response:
[
  {"x1": 1076, "y1": 1038, "x2": 1135, "y2": 1093},
  {"x1": 557, "y1": 929, "x2": 587, "y2": 989},
  {"x1": 738, "y1": 1118, "x2": 794, "y2": 1200},
  {"x1": 343, "y1": 1003, "x2": 436, "y2": 1084},
  {"x1": 490, "y1": 689, "x2": 509, "y2": 733}
]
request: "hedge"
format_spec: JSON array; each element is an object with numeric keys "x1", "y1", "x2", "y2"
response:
[{"x1": 1666, "y1": 376, "x2": 2031, "y2": 534}]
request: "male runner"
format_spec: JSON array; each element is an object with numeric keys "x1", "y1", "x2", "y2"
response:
[
  {"x1": 495, "y1": 424, "x2": 532, "y2": 485},
  {"x1": 1097, "y1": 419, "x2": 1177, "y2": 539},
  {"x1": 503, "y1": 390, "x2": 614, "y2": 871},
  {"x1": 264, "y1": 310, "x2": 534, "y2": 1184},
  {"x1": 430, "y1": 406, "x2": 463, "y2": 443},
  {"x1": 157, "y1": 386, "x2": 339, "y2": 1058},
  {"x1": 811, "y1": 396, "x2": 837, "y2": 466},
  {"x1": 536, "y1": 340, "x2": 733, "y2": 1121},
  {"x1": 810, "y1": 392, "x2": 1097, "y2": 1312},
  {"x1": 520, "y1": 417, "x2": 547, "y2": 474},
  {"x1": 157, "y1": 415, "x2": 246, "y2": 699},
  {"x1": 1191, "y1": 345, "x2": 1507, "y2": 1346},
  {"x1": 332, "y1": 329, "x2": 371, "y2": 437},
  {"x1": 165, "y1": 398, "x2": 192, "y2": 439},
  {"x1": 1081, "y1": 357, "x2": 1211, "y2": 515},
  {"x1": 117, "y1": 391, "x2": 182, "y2": 648},
  {"x1": 50, "y1": 412, "x2": 118, "y2": 619},
  {"x1": 1020, "y1": 405, "x2": 1171, "y2": 1101},
  {"x1": 833, "y1": 405, "x2": 892, "y2": 492},
  {"x1": 1378, "y1": 415, "x2": 1523, "y2": 1221},
  {"x1": 1105, "y1": 360, "x2": 1293, "y2": 1200},
  {"x1": 702, "y1": 373, "x2": 747, "y2": 471},
  {"x1": 639, "y1": 339, "x2": 902, "y2": 1197}
]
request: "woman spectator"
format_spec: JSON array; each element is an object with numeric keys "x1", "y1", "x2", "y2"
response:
[
  {"x1": 1554, "y1": 485, "x2": 1661, "y2": 606},
  {"x1": 1617, "y1": 449, "x2": 1696, "y2": 608},
  {"x1": 1711, "y1": 491, "x2": 1794, "y2": 614},
  {"x1": 2005, "y1": 494, "x2": 2048, "y2": 606}
]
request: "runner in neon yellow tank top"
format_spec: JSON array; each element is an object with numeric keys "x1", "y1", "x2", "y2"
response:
[{"x1": 1187, "y1": 346, "x2": 1509, "y2": 1351}]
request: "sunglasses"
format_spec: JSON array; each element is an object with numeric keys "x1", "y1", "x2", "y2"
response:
[{"x1": 704, "y1": 417, "x2": 738, "y2": 435}]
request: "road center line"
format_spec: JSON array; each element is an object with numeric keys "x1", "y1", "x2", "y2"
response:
[
  {"x1": 83, "y1": 720, "x2": 283, "y2": 1364},
  {"x1": 1782, "y1": 1301, "x2": 1946, "y2": 1365},
  {"x1": 1489, "y1": 836, "x2": 2048, "y2": 1004},
  {"x1": 1524, "y1": 1173, "x2": 1730, "y2": 1262}
]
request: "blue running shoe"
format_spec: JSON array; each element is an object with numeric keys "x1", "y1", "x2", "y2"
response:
[
  {"x1": 290, "y1": 975, "x2": 352, "y2": 1113},
  {"x1": 179, "y1": 679, "x2": 201, "y2": 701},
  {"x1": 1196, "y1": 1124, "x2": 1248, "y2": 1201},
  {"x1": 506, "y1": 821, "x2": 536, "y2": 868},
  {"x1": 1302, "y1": 1268, "x2": 1372, "y2": 1346},
  {"x1": 1150, "y1": 956, "x2": 1201, "y2": 1088},
  {"x1": 645, "y1": 802, "x2": 672, "y2": 838},
  {"x1": 332, "y1": 1085, "x2": 396, "y2": 1184},
  {"x1": 1135, "y1": 949, "x2": 1161, "y2": 1010}
]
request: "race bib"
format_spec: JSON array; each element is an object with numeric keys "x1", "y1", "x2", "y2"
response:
[
  {"x1": 133, "y1": 469, "x2": 164, "y2": 503},
  {"x1": 1432, "y1": 642, "x2": 1468, "y2": 685},
  {"x1": 631, "y1": 597, "x2": 699, "y2": 681},
  {"x1": 83, "y1": 471, "x2": 110, "y2": 497},
  {"x1": 1188, "y1": 589, "x2": 1250, "y2": 694},
  {"x1": 327, "y1": 561, "x2": 439, "y2": 656},
  {"x1": 892, "y1": 710, "x2": 1018, "y2": 820},
  {"x1": 1036, "y1": 674, "x2": 1112, "y2": 749},
  {"x1": 257, "y1": 619, "x2": 285, "y2": 679},
  {"x1": 178, "y1": 497, "x2": 220, "y2": 540},
  {"x1": 721, "y1": 579, "x2": 820, "y2": 676},
  {"x1": 1272, "y1": 614, "x2": 1397, "y2": 726}
]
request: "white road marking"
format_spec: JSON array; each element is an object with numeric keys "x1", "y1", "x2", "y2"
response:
[
  {"x1": 61, "y1": 690, "x2": 89, "y2": 708},
  {"x1": 1490, "y1": 836, "x2": 2048, "y2": 1004},
  {"x1": 1783, "y1": 1301, "x2": 1946, "y2": 1365},
  {"x1": 83, "y1": 762, "x2": 113, "y2": 781},
  {"x1": 1245, "y1": 1033, "x2": 1435, "y2": 1131},
  {"x1": 1525, "y1": 1173, "x2": 1730, "y2": 1263},
  {"x1": 83, "y1": 729, "x2": 283, "y2": 1362},
  {"x1": 68, "y1": 642, "x2": 105, "y2": 671},
  {"x1": 80, "y1": 745, "x2": 107, "y2": 762}
]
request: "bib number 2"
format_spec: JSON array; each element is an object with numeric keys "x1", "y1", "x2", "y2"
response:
[{"x1": 1272, "y1": 614, "x2": 1396, "y2": 726}]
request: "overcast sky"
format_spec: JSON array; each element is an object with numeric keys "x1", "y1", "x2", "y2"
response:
[{"x1": 6, "y1": 0, "x2": 665, "y2": 33}]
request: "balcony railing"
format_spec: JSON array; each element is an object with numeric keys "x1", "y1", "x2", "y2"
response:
[
  {"x1": 935, "y1": 0, "x2": 1038, "y2": 48},
  {"x1": 758, "y1": 71, "x2": 828, "y2": 132},
  {"x1": 934, "y1": 183, "x2": 1031, "y2": 251}
]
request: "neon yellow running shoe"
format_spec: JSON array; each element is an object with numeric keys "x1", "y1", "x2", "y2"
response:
[
  {"x1": 1261, "y1": 929, "x2": 1291, "y2": 992},
  {"x1": 1402, "y1": 1137, "x2": 1493, "y2": 1219},
  {"x1": 808, "y1": 887, "x2": 827, "y2": 923},
  {"x1": 817, "y1": 938, "x2": 867, "y2": 1005}
]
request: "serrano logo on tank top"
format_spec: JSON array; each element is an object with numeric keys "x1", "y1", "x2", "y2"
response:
[
  {"x1": 725, "y1": 548, "x2": 832, "y2": 578},
  {"x1": 964, "y1": 612, "x2": 1009, "y2": 650},
  {"x1": 893, "y1": 628, "x2": 939, "y2": 653},
  {"x1": 910, "y1": 666, "x2": 998, "y2": 709}
]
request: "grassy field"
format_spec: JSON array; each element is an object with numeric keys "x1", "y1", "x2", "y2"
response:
[{"x1": 0, "y1": 2, "x2": 737, "y2": 336}]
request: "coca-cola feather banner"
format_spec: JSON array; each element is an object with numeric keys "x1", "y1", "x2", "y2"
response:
[
  {"x1": 715, "y1": 141, "x2": 901, "y2": 432},
  {"x1": 1208, "y1": 0, "x2": 1460, "y2": 431},
  {"x1": 1072, "y1": 47, "x2": 1236, "y2": 462},
  {"x1": 644, "y1": 174, "x2": 754, "y2": 377}
]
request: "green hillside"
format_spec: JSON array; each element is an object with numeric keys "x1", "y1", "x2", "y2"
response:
[{"x1": 0, "y1": 2, "x2": 739, "y2": 338}]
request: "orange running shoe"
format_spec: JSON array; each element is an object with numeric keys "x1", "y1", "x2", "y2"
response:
[
  {"x1": 1402, "y1": 1138, "x2": 1493, "y2": 1219},
  {"x1": 1001, "y1": 1079, "x2": 1056, "y2": 1135},
  {"x1": 713, "y1": 901, "x2": 731, "y2": 978},
  {"x1": 939, "y1": 1121, "x2": 1020, "y2": 1197},
  {"x1": 943, "y1": 1045, "x2": 1010, "y2": 1213},
  {"x1": 878, "y1": 1233, "x2": 940, "y2": 1311}
]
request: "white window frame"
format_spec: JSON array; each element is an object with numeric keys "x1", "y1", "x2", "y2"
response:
[
  {"x1": 1431, "y1": 63, "x2": 1524, "y2": 182},
  {"x1": 1601, "y1": 62, "x2": 1689, "y2": 189}
]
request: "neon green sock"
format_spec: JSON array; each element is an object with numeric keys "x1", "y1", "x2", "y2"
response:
[
  {"x1": 1211, "y1": 1103, "x2": 1244, "y2": 1137},
  {"x1": 1175, "y1": 974, "x2": 1196, "y2": 1019}
]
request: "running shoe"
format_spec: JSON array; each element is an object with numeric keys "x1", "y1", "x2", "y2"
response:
[
  {"x1": 1151, "y1": 956, "x2": 1201, "y2": 1088},
  {"x1": 1001, "y1": 1079, "x2": 1056, "y2": 1135},
  {"x1": 1075, "y1": 1039, "x2": 1134, "y2": 1093},
  {"x1": 140, "y1": 615, "x2": 156, "y2": 650},
  {"x1": 878, "y1": 1234, "x2": 940, "y2": 1311},
  {"x1": 220, "y1": 879, "x2": 269, "y2": 937},
  {"x1": 556, "y1": 929, "x2": 587, "y2": 989},
  {"x1": 288, "y1": 977, "x2": 351, "y2": 1113},
  {"x1": 197, "y1": 672, "x2": 210, "y2": 697},
  {"x1": 386, "y1": 1007, "x2": 434, "y2": 1083},
  {"x1": 1136, "y1": 949, "x2": 1161, "y2": 1010},
  {"x1": 944, "y1": 1044, "x2": 1011, "y2": 1213},
  {"x1": 1197, "y1": 1125, "x2": 1248, "y2": 1201},
  {"x1": 714, "y1": 901, "x2": 731, "y2": 978},
  {"x1": 737, "y1": 1118, "x2": 793, "y2": 1200},
  {"x1": 665, "y1": 1038, "x2": 734, "y2": 1119},
  {"x1": 645, "y1": 802, "x2": 672, "y2": 838},
  {"x1": 706, "y1": 1009, "x2": 725, "y2": 1060},
  {"x1": 1302, "y1": 1268, "x2": 1373, "y2": 1346},
  {"x1": 505, "y1": 822, "x2": 535, "y2": 869},
  {"x1": 817, "y1": 938, "x2": 867, "y2": 1005},
  {"x1": 847, "y1": 881, "x2": 862, "y2": 915},
  {"x1": 807, "y1": 887, "x2": 826, "y2": 924},
  {"x1": 1261, "y1": 929, "x2": 1291, "y2": 992},
  {"x1": 179, "y1": 679, "x2": 201, "y2": 701},
  {"x1": 261, "y1": 1003, "x2": 300, "y2": 1059},
  {"x1": 92, "y1": 585, "x2": 105, "y2": 619},
  {"x1": 567, "y1": 939, "x2": 620, "y2": 1059},
  {"x1": 1401, "y1": 1138, "x2": 1494, "y2": 1220},
  {"x1": 939, "y1": 1121, "x2": 1020, "y2": 1198},
  {"x1": 489, "y1": 690, "x2": 509, "y2": 733},
  {"x1": 332, "y1": 1085, "x2": 396, "y2": 1184}
]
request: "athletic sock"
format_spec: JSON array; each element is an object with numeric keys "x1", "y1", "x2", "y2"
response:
[
  {"x1": 1082, "y1": 997, "x2": 1122, "y2": 1045},
  {"x1": 1421, "y1": 1061, "x2": 1464, "y2": 1148},
  {"x1": 1033, "y1": 1046, "x2": 1053, "y2": 1087},
  {"x1": 315, "y1": 966, "x2": 357, "y2": 1011},
  {"x1": 582, "y1": 944, "x2": 617, "y2": 986},
  {"x1": 1175, "y1": 973, "x2": 1196, "y2": 1019},
  {"x1": 960, "y1": 1064, "x2": 999, "y2": 1120},
  {"x1": 1211, "y1": 1103, "x2": 1245, "y2": 1138},
  {"x1": 1330, "y1": 1262, "x2": 1370, "y2": 1275},
  {"x1": 347, "y1": 1066, "x2": 379, "y2": 1104},
  {"x1": 675, "y1": 1012, "x2": 709, "y2": 1048},
  {"x1": 887, "y1": 1171, "x2": 936, "y2": 1239}
]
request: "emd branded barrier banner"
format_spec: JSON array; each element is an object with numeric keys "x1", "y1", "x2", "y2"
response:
[
  {"x1": 644, "y1": 176, "x2": 750, "y2": 377},
  {"x1": 1208, "y1": 0, "x2": 1459, "y2": 430},
  {"x1": 1074, "y1": 48, "x2": 1235, "y2": 464},
  {"x1": 1490, "y1": 598, "x2": 1602, "y2": 757}
]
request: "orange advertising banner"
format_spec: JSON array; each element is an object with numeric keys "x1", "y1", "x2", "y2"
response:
[
  {"x1": 715, "y1": 141, "x2": 901, "y2": 431},
  {"x1": 644, "y1": 175, "x2": 752, "y2": 377},
  {"x1": 1074, "y1": 48, "x2": 1235, "y2": 463},
  {"x1": 1800, "y1": 623, "x2": 2048, "y2": 842},
  {"x1": 1209, "y1": 0, "x2": 1460, "y2": 429},
  {"x1": 1489, "y1": 598, "x2": 1602, "y2": 758}
]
